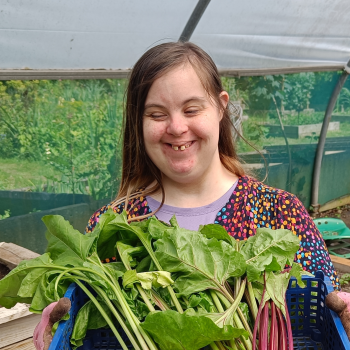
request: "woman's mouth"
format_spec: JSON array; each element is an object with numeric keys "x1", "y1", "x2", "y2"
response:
[{"x1": 170, "y1": 141, "x2": 194, "y2": 151}]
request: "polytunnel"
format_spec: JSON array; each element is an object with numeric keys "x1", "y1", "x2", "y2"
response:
[{"x1": 0, "y1": 0, "x2": 350, "y2": 253}]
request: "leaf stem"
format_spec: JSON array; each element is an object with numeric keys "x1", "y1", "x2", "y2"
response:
[
  {"x1": 73, "y1": 279, "x2": 130, "y2": 350},
  {"x1": 210, "y1": 290, "x2": 225, "y2": 313}
]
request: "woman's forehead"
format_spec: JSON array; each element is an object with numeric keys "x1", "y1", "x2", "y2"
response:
[{"x1": 145, "y1": 64, "x2": 210, "y2": 106}]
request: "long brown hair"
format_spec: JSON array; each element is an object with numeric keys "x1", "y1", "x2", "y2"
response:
[{"x1": 112, "y1": 42, "x2": 245, "y2": 220}]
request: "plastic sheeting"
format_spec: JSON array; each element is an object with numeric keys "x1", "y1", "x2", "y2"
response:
[{"x1": 1, "y1": 0, "x2": 350, "y2": 72}]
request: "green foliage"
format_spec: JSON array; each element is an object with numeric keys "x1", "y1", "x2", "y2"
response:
[
  {"x1": 339, "y1": 273, "x2": 350, "y2": 286},
  {"x1": 284, "y1": 72, "x2": 315, "y2": 115},
  {"x1": 0, "y1": 211, "x2": 305, "y2": 350},
  {"x1": 0, "y1": 79, "x2": 126, "y2": 200},
  {"x1": 0, "y1": 209, "x2": 10, "y2": 220}
]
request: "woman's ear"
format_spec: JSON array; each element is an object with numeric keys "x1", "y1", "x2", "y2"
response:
[
  {"x1": 219, "y1": 91, "x2": 229, "y2": 107},
  {"x1": 218, "y1": 91, "x2": 229, "y2": 119}
]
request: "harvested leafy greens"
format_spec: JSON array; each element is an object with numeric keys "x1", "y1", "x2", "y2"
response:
[{"x1": 0, "y1": 209, "x2": 309, "y2": 350}]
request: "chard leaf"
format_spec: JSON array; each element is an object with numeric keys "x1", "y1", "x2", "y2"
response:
[
  {"x1": 188, "y1": 291, "x2": 217, "y2": 313},
  {"x1": 154, "y1": 228, "x2": 246, "y2": 297},
  {"x1": 123, "y1": 270, "x2": 173, "y2": 290},
  {"x1": 71, "y1": 300, "x2": 114, "y2": 349},
  {"x1": 148, "y1": 217, "x2": 172, "y2": 239},
  {"x1": 43, "y1": 215, "x2": 98, "y2": 266},
  {"x1": 240, "y1": 228, "x2": 300, "y2": 282},
  {"x1": 136, "y1": 256, "x2": 152, "y2": 272},
  {"x1": 289, "y1": 262, "x2": 312, "y2": 288},
  {"x1": 199, "y1": 224, "x2": 233, "y2": 245},
  {"x1": 169, "y1": 215, "x2": 179, "y2": 228},
  {"x1": 116, "y1": 241, "x2": 147, "y2": 270},
  {"x1": 90, "y1": 208, "x2": 121, "y2": 260},
  {"x1": 121, "y1": 288, "x2": 150, "y2": 320},
  {"x1": 141, "y1": 310, "x2": 248, "y2": 350},
  {"x1": 0, "y1": 253, "x2": 53, "y2": 308}
]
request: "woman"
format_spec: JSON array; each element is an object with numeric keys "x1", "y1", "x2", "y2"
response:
[
  {"x1": 34, "y1": 41, "x2": 338, "y2": 350},
  {"x1": 86, "y1": 41, "x2": 337, "y2": 285}
]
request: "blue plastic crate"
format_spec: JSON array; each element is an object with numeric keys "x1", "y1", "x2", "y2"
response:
[{"x1": 49, "y1": 271, "x2": 350, "y2": 350}]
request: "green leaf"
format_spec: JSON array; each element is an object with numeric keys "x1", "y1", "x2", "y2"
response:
[
  {"x1": 121, "y1": 288, "x2": 150, "y2": 320},
  {"x1": 90, "y1": 208, "x2": 121, "y2": 260},
  {"x1": 71, "y1": 300, "x2": 114, "y2": 348},
  {"x1": 240, "y1": 228, "x2": 300, "y2": 281},
  {"x1": 199, "y1": 224, "x2": 233, "y2": 245},
  {"x1": 123, "y1": 270, "x2": 173, "y2": 290},
  {"x1": 0, "y1": 254, "x2": 54, "y2": 308},
  {"x1": 155, "y1": 228, "x2": 246, "y2": 297},
  {"x1": 43, "y1": 215, "x2": 98, "y2": 266},
  {"x1": 30, "y1": 271, "x2": 70, "y2": 313},
  {"x1": 169, "y1": 215, "x2": 179, "y2": 228},
  {"x1": 141, "y1": 310, "x2": 248, "y2": 350},
  {"x1": 188, "y1": 291, "x2": 217, "y2": 313},
  {"x1": 148, "y1": 217, "x2": 172, "y2": 239},
  {"x1": 116, "y1": 241, "x2": 147, "y2": 270}
]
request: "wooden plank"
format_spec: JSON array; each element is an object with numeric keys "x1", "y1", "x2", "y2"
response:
[
  {"x1": 0, "y1": 242, "x2": 39, "y2": 270},
  {"x1": 0, "y1": 304, "x2": 32, "y2": 325},
  {"x1": 330, "y1": 254, "x2": 350, "y2": 273},
  {"x1": 0, "y1": 338, "x2": 35, "y2": 350},
  {"x1": 0, "y1": 314, "x2": 41, "y2": 348}
]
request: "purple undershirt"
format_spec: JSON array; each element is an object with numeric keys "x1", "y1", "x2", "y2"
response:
[{"x1": 146, "y1": 180, "x2": 238, "y2": 231}]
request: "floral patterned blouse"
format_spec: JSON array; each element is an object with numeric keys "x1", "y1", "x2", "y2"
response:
[{"x1": 86, "y1": 175, "x2": 339, "y2": 287}]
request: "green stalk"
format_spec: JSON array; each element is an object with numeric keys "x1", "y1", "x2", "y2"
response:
[
  {"x1": 136, "y1": 283, "x2": 155, "y2": 312},
  {"x1": 129, "y1": 229, "x2": 183, "y2": 314},
  {"x1": 215, "y1": 291, "x2": 253, "y2": 350},
  {"x1": 214, "y1": 341, "x2": 226, "y2": 350},
  {"x1": 93, "y1": 259, "x2": 157, "y2": 350},
  {"x1": 210, "y1": 290, "x2": 225, "y2": 313},
  {"x1": 215, "y1": 279, "x2": 246, "y2": 326},
  {"x1": 92, "y1": 285, "x2": 142, "y2": 350},
  {"x1": 73, "y1": 279, "x2": 130, "y2": 350},
  {"x1": 234, "y1": 277, "x2": 241, "y2": 299},
  {"x1": 210, "y1": 342, "x2": 221, "y2": 350},
  {"x1": 246, "y1": 281, "x2": 258, "y2": 321},
  {"x1": 60, "y1": 262, "x2": 150, "y2": 350},
  {"x1": 150, "y1": 290, "x2": 171, "y2": 311}
]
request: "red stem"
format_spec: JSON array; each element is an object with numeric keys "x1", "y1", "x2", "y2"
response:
[
  {"x1": 276, "y1": 307, "x2": 287, "y2": 350},
  {"x1": 253, "y1": 274, "x2": 267, "y2": 350},
  {"x1": 259, "y1": 302, "x2": 269, "y2": 350},
  {"x1": 284, "y1": 297, "x2": 294, "y2": 350},
  {"x1": 269, "y1": 301, "x2": 278, "y2": 350}
]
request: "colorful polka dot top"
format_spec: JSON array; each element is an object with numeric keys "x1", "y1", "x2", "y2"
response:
[{"x1": 85, "y1": 175, "x2": 339, "y2": 287}]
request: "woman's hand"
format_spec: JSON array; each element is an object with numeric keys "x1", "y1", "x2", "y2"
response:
[{"x1": 33, "y1": 298, "x2": 71, "y2": 350}]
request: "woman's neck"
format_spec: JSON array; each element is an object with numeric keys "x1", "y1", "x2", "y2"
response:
[{"x1": 150, "y1": 163, "x2": 239, "y2": 208}]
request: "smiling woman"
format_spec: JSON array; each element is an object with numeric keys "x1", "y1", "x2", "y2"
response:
[
  {"x1": 32, "y1": 41, "x2": 340, "y2": 350},
  {"x1": 87, "y1": 42, "x2": 337, "y2": 286}
]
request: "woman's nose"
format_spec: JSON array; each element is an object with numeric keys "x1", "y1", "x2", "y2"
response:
[{"x1": 166, "y1": 114, "x2": 189, "y2": 136}]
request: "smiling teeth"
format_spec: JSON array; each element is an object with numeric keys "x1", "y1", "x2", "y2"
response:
[{"x1": 172, "y1": 143, "x2": 191, "y2": 151}]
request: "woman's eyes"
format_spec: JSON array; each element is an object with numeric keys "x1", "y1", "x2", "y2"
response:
[
  {"x1": 146, "y1": 108, "x2": 200, "y2": 119},
  {"x1": 185, "y1": 109, "x2": 199, "y2": 115}
]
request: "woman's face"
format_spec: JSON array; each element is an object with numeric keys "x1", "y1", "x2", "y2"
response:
[{"x1": 143, "y1": 64, "x2": 229, "y2": 185}]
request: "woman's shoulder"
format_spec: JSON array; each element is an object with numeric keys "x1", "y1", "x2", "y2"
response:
[
  {"x1": 239, "y1": 175, "x2": 301, "y2": 206},
  {"x1": 85, "y1": 195, "x2": 150, "y2": 233}
]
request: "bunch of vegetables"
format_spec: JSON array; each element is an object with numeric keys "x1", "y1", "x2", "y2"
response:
[{"x1": 0, "y1": 209, "x2": 309, "y2": 350}]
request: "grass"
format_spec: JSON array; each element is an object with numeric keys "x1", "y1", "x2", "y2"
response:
[{"x1": 0, "y1": 158, "x2": 61, "y2": 191}]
